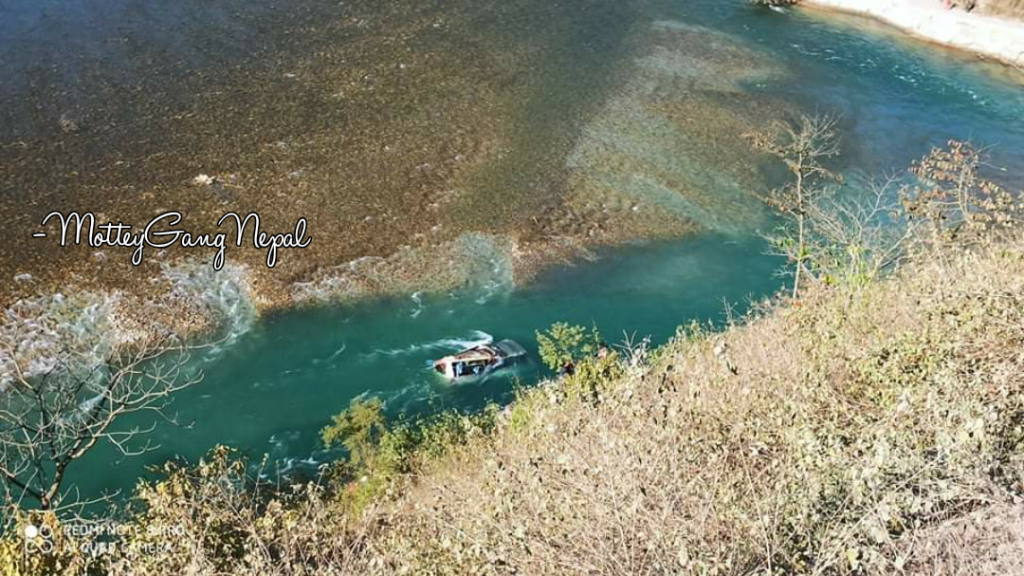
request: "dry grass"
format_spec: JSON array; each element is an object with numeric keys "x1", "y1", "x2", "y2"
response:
[
  {"x1": 980, "y1": 0, "x2": 1024, "y2": 19},
  {"x1": 898, "y1": 502, "x2": 1024, "y2": 575},
  {"x1": 363, "y1": 235, "x2": 1024, "y2": 575}
]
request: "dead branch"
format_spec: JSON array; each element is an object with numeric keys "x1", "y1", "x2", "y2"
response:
[{"x1": 0, "y1": 333, "x2": 203, "y2": 511}]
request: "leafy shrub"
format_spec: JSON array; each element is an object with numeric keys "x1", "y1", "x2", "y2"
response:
[
  {"x1": 536, "y1": 322, "x2": 603, "y2": 372},
  {"x1": 319, "y1": 398, "x2": 503, "y2": 513},
  {"x1": 321, "y1": 397, "x2": 386, "y2": 468}
]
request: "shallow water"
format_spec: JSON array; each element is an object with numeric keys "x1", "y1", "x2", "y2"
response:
[{"x1": 3, "y1": 0, "x2": 1023, "y2": 502}]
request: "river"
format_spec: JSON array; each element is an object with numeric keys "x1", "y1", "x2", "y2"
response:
[{"x1": 2, "y1": 0, "x2": 1023, "y2": 503}]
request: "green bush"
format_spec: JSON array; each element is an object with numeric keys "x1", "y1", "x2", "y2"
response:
[
  {"x1": 535, "y1": 322, "x2": 603, "y2": 372},
  {"x1": 321, "y1": 397, "x2": 386, "y2": 468}
]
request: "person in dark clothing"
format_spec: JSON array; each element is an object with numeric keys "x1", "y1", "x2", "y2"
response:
[{"x1": 561, "y1": 360, "x2": 575, "y2": 376}]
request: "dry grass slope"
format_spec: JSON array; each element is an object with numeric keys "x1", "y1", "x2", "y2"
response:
[{"x1": 367, "y1": 236, "x2": 1024, "y2": 575}]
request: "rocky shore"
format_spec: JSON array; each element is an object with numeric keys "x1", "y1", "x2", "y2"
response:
[{"x1": 802, "y1": 0, "x2": 1024, "y2": 68}]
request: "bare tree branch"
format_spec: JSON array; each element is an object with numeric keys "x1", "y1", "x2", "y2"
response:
[
  {"x1": 0, "y1": 333, "x2": 203, "y2": 511},
  {"x1": 746, "y1": 113, "x2": 843, "y2": 298}
]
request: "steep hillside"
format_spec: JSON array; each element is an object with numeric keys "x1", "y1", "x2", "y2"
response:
[
  {"x1": 365, "y1": 236, "x2": 1024, "y2": 575},
  {"x1": 46, "y1": 233, "x2": 1020, "y2": 576}
]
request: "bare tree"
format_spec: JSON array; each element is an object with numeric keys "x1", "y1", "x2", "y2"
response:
[
  {"x1": 746, "y1": 137, "x2": 1018, "y2": 293},
  {"x1": 802, "y1": 175, "x2": 920, "y2": 285},
  {"x1": 0, "y1": 334, "x2": 201, "y2": 511},
  {"x1": 746, "y1": 114, "x2": 842, "y2": 298}
]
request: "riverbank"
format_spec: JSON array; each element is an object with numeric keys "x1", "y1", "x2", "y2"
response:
[
  {"x1": 802, "y1": 0, "x2": 1024, "y2": 68},
  {"x1": 19, "y1": 229, "x2": 1024, "y2": 575}
]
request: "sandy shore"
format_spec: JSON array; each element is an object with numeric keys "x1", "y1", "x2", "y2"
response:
[{"x1": 802, "y1": 0, "x2": 1024, "y2": 68}]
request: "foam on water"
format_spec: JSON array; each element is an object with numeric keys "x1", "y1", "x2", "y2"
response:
[
  {"x1": 409, "y1": 292, "x2": 424, "y2": 318},
  {"x1": 0, "y1": 291, "x2": 120, "y2": 389},
  {"x1": 160, "y1": 260, "x2": 257, "y2": 352},
  {"x1": 290, "y1": 233, "x2": 517, "y2": 306},
  {"x1": 455, "y1": 233, "x2": 516, "y2": 305},
  {"x1": 363, "y1": 330, "x2": 494, "y2": 359},
  {"x1": 0, "y1": 259, "x2": 258, "y2": 390},
  {"x1": 310, "y1": 343, "x2": 347, "y2": 366},
  {"x1": 379, "y1": 381, "x2": 440, "y2": 414}
]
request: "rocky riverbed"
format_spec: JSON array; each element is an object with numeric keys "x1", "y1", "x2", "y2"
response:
[{"x1": 1, "y1": 0, "x2": 794, "y2": 381}]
